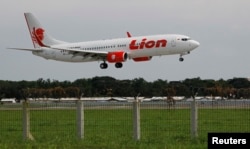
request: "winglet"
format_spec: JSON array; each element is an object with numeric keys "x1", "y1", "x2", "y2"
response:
[{"x1": 126, "y1": 32, "x2": 132, "y2": 38}]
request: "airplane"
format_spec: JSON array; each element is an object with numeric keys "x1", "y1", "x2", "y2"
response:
[{"x1": 8, "y1": 12, "x2": 200, "y2": 69}]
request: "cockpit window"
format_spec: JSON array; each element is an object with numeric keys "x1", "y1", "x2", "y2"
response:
[
  {"x1": 181, "y1": 38, "x2": 190, "y2": 41},
  {"x1": 177, "y1": 37, "x2": 191, "y2": 41}
]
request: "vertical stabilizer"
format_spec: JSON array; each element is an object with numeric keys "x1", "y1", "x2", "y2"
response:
[{"x1": 24, "y1": 13, "x2": 67, "y2": 48}]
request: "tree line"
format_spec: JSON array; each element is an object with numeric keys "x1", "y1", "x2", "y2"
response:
[{"x1": 1, "y1": 77, "x2": 250, "y2": 101}]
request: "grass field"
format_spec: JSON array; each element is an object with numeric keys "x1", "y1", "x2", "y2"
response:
[{"x1": 0, "y1": 104, "x2": 249, "y2": 149}]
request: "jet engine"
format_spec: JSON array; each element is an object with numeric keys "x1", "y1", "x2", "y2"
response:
[{"x1": 106, "y1": 51, "x2": 128, "y2": 63}]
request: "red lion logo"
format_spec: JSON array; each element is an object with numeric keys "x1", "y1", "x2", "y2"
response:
[
  {"x1": 32, "y1": 27, "x2": 46, "y2": 47},
  {"x1": 35, "y1": 28, "x2": 44, "y2": 41}
]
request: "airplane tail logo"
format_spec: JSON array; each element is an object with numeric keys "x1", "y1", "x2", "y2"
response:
[
  {"x1": 34, "y1": 28, "x2": 44, "y2": 41},
  {"x1": 24, "y1": 12, "x2": 67, "y2": 48},
  {"x1": 31, "y1": 27, "x2": 47, "y2": 47}
]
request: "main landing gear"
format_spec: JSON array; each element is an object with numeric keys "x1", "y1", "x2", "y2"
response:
[
  {"x1": 100, "y1": 62, "x2": 123, "y2": 69},
  {"x1": 115, "y1": 62, "x2": 123, "y2": 68},
  {"x1": 100, "y1": 62, "x2": 108, "y2": 69}
]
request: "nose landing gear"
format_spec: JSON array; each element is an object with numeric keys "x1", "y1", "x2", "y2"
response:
[
  {"x1": 179, "y1": 51, "x2": 191, "y2": 62},
  {"x1": 179, "y1": 57, "x2": 184, "y2": 62}
]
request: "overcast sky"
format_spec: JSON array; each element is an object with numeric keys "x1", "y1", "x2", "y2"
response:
[{"x1": 1, "y1": 0, "x2": 250, "y2": 82}]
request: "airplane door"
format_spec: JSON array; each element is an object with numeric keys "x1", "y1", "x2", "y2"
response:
[{"x1": 171, "y1": 38, "x2": 176, "y2": 47}]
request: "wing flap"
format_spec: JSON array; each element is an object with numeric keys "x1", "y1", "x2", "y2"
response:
[
  {"x1": 49, "y1": 46, "x2": 108, "y2": 60},
  {"x1": 50, "y1": 46, "x2": 108, "y2": 55}
]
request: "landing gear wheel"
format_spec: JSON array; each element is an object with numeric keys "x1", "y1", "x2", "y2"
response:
[
  {"x1": 100, "y1": 63, "x2": 108, "y2": 69},
  {"x1": 115, "y1": 62, "x2": 123, "y2": 68},
  {"x1": 179, "y1": 57, "x2": 184, "y2": 62}
]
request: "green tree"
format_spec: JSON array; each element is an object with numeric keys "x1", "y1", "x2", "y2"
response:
[
  {"x1": 65, "y1": 87, "x2": 80, "y2": 98},
  {"x1": 52, "y1": 87, "x2": 66, "y2": 99}
]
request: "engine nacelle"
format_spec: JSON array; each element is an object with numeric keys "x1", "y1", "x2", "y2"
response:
[
  {"x1": 106, "y1": 51, "x2": 128, "y2": 63},
  {"x1": 133, "y1": 56, "x2": 152, "y2": 62}
]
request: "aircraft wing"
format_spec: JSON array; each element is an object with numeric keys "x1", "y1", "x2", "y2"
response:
[
  {"x1": 49, "y1": 46, "x2": 109, "y2": 60},
  {"x1": 50, "y1": 46, "x2": 108, "y2": 55}
]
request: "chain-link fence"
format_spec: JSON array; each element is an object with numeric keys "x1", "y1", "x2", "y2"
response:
[{"x1": 0, "y1": 99, "x2": 249, "y2": 143}]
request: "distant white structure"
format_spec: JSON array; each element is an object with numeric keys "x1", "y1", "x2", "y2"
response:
[{"x1": 1, "y1": 98, "x2": 16, "y2": 103}]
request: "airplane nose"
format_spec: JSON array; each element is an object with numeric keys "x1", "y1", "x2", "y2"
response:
[
  {"x1": 194, "y1": 40, "x2": 200, "y2": 48},
  {"x1": 190, "y1": 40, "x2": 200, "y2": 49}
]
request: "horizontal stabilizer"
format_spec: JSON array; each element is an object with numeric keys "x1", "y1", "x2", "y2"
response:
[{"x1": 7, "y1": 47, "x2": 43, "y2": 52}]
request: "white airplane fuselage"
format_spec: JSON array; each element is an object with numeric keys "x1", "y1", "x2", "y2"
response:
[{"x1": 33, "y1": 34, "x2": 199, "y2": 62}]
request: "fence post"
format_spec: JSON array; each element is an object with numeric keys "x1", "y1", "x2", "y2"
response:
[
  {"x1": 133, "y1": 97, "x2": 140, "y2": 140},
  {"x1": 190, "y1": 97, "x2": 198, "y2": 138},
  {"x1": 22, "y1": 100, "x2": 34, "y2": 140},
  {"x1": 76, "y1": 99, "x2": 84, "y2": 139}
]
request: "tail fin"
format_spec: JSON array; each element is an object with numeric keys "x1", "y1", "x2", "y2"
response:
[{"x1": 24, "y1": 12, "x2": 67, "y2": 48}]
